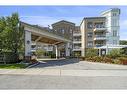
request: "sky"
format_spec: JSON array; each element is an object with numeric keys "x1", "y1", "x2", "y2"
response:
[{"x1": 0, "y1": 6, "x2": 127, "y2": 40}]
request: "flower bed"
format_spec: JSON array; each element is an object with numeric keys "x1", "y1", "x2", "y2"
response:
[{"x1": 80, "y1": 56, "x2": 127, "y2": 65}]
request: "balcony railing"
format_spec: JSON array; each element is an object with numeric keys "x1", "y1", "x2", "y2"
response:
[
  {"x1": 73, "y1": 47, "x2": 81, "y2": 51},
  {"x1": 93, "y1": 25, "x2": 106, "y2": 32},
  {"x1": 73, "y1": 41, "x2": 81, "y2": 43},
  {"x1": 73, "y1": 32, "x2": 81, "y2": 36},
  {"x1": 95, "y1": 44, "x2": 105, "y2": 47},
  {"x1": 94, "y1": 35, "x2": 106, "y2": 40}
]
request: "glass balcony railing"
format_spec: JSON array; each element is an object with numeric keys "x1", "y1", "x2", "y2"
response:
[
  {"x1": 73, "y1": 47, "x2": 81, "y2": 49},
  {"x1": 94, "y1": 25, "x2": 106, "y2": 32},
  {"x1": 95, "y1": 35, "x2": 106, "y2": 37},
  {"x1": 95, "y1": 44, "x2": 104, "y2": 47},
  {"x1": 94, "y1": 35, "x2": 106, "y2": 40}
]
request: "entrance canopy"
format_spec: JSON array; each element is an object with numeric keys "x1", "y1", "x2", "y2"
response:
[
  {"x1": 21, "y1": 22, "x2": 71, "y2": 45},
  {"x1": 20, "y1": 21, "x2": 71, "y2": 58}
]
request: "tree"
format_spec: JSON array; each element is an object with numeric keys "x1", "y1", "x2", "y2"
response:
[
  {"x1": 5, "y1": 13, "x2": 24, "y2": 53},
  {"x1": 0, "y1": 17, "x2": 6, "y2": 53},
  {"x1": 120, "y1": 40, "x2": 127, "y2": 45},
  {"x1": 107, "y1": 49, "x2": 123, "y2": 59},
  {"x1": 0, "y1": 13, "x2": 24, "y2": 62}
]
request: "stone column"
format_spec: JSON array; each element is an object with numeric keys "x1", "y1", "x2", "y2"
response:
[
  {"x1": 99, "y1": 49, "x2": 101, "y2": 56},
  {"x1": 106, "y1": 45, "x2": 108, "y2": 55},
  {"x1": 25, "y1": 30, "x2": 31, "y2": 61},
  {"x1": 65, "y1": 42, "x2": 70, "y2": 57},
  {"x1": 55, "y1": 45, "x2": 58, "y2": 59}
]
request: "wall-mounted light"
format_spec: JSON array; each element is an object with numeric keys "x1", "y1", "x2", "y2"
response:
[{"x1": 27, "y1": 40, "x2": 30, "y2": 44}]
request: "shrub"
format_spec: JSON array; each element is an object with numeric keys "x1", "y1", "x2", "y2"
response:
[
  {"x1": 91, "y1": 56, "x2": 101, "y2": 62},
  {"x1": 36, "y1": 49, "x2": 45, "y2": 58},
  {"x1": 79, "y1": 57, "x2": 86, "y2": 61},
  {"x1": 84, "y1": 56, "x2": 113, "y2": 64},
  {"x1": 107, "y1": 49, "x2": 123, "y2": 59},
  {"x1": 102, "y1": 57, "x2": 113, "y2": 63},
  {"x1": 86, "y1": 48, "x2": 98, "y2": 57},
  {"x1": 118, "y1": 57, "x2": 127, "y2": 65},
  {"x1": 85, "y1": 57, "x2": 93, "y2": 61},
  {"x1": 113, "y1": 59, "x2": 121, "y2": 64}
]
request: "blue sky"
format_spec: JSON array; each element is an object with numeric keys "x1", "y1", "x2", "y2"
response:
[{"x1": 0, "y1": 6, "x2": 127, "y2": 40}]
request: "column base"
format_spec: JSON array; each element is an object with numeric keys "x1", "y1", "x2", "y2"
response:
[{"x1": 24, "y1": 56, "x2": 31, "y2": 62}]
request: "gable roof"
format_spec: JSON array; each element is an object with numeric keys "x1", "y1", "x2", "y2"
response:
[{"x1": 52, "y1": 20, "x2": 75, "y2": 26}]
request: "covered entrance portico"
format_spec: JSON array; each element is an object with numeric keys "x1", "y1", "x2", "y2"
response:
[{"x1": 20, "y1": 22, "x2": 71, "y2": 60}]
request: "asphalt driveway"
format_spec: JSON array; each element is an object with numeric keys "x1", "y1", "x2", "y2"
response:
[{"x1": 32, "y1": 58, "x2": 127, "y2": 70}]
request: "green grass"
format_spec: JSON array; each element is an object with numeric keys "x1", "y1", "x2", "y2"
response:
[{"x1": 0, "y1": 64, "x2": 27, "y2": 69}]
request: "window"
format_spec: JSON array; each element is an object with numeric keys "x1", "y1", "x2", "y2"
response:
[
  {"x1": 113, "y1": 30, "x2": 117, "y2": 37},
  {"x1": 94, "y1": 22, "x2": 105, "y2": 28},
  {"x1": 87, "y1": 32, "x2": 93, "y2": 38},
  {"x1": 113, "y1": 40, "x2": 117, "y2": 45},
  {"x1": 62, "y1": 29, "x2": 65, "y2": 34},
  {"x1": 87, "y1": 22, "x2": 93, "y2": 29},
  {"x1": 112, "y1": 19, "x2": 117, "y2": 26},
  {"x1": 88, "y1": 41, "x2": 93, "y2": 47},
  {"x1": 112, "y1": 13, "x2": 117, "y2": 16}
]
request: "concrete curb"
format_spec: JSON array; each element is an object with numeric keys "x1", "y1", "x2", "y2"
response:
[{"x1": 26, "y1": 62, "x2": 40, "y2": 68}]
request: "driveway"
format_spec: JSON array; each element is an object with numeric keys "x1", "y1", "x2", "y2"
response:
[
  {"x1": 1, "y1": 58, "x2": 127, "y2": 89},
  {"x1": 32, "y1": 58, "x2": 127, "y2": 70}
]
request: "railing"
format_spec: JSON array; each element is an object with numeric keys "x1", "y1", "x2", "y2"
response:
[
  {"x1": 95, "y1": 35, "x2": 106, "y2": 37},
  {"x1": 95, "y1": 44, "x2": 105, "y2": 47},
  {"x1": 73, "y1": 32, "x2": 81, "y2": 36},
  {"x1": 73, "y1": 47, "x2": 81, "y2": 51},
  {"x1": 73, "y1": 38, "x2": 81, "y2": 41},
  {"x1": 94, "y1": 35, "x2": 106, "y2": 40},
  {"x1": 73, "y1": 47, "x2": 81, "y2": 49},
  {"x1": 94, "y1": 26, "x2": 106, "y2": 32}
]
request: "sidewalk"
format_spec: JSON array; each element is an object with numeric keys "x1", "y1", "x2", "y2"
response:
[
  {"x1": 37, "y1": 58, "x2": 65, "y2": 61},
  {"x1": 0, "y1": 68, "x2": 127, "y2": 76}
]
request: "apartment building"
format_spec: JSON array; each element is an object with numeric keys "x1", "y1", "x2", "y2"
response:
[
  {"x1": 72, "y1": 26, "x2": 82, "y2": 56},
  {"x1": 101, "y1": 8, "x2": 120, "y2": 45},
  {"x1": 80, "y1": 8, "x2": 120, "y2": 56},
  {"x1": 31, "y1": 8, "x2": 121, "y2": 57},
  {"x1": 80, "y1": 17, "x2": 107, "y2": 56}
]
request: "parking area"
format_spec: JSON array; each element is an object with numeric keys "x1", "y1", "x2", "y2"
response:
[
  {"x1": 32, "y1": 58, "x2": 127, "y2": 70},
  {"x1": 0, "y1": 58, "x2": 127, "y2": 89}
]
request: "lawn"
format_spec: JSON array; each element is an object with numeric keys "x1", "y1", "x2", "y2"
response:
[{"x1": 0, "y1": 64, "x2": 27, "y2": 69}]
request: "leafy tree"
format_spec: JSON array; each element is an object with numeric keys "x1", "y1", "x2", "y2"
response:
[
  {"x1": 107, "y1": 49, "x2": 123, "y2": 59},
  {"x1": 0, "y1": 13, "x2": 24, "y2": 62},
  {"x1": 120, "y1": 40, "x2": 127, "y2": 45},
  {"x1": 0, "y1": 17, "x2": 6, "y2": 53}
]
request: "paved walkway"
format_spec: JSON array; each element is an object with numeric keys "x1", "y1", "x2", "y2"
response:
[
  {"x1": 1, "y1": 68, "x2": 127, "y2": 76},
  {"x1": 0, "y1": 75, "x2": 127, "y2": 89}
]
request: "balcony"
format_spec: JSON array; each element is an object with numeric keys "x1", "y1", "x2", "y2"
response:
[
  {"x1": 73, "y1": 41, "x2": 81, "y2": 43},
  {"x1": 95, "y1": 44, "x2": 105, "y2": 47},
  {"x1": 73, "y1": 39, "x2": 81, "y2": 43},
  {"x1": 93, "y1": 25, "x2": 106, "y2": 32},
  {"x1": 94, "y1": 27, "x2": 106, "y2": 32},
  {"x1": 73, "y1": 32, "x2": 81, "y2": 36},
  {"x1": 73, "y1": 47, "x2": 81, "y2": 51},
  {"x1": 94, "y1": 35, "x2": 106, "y2": 40}
]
